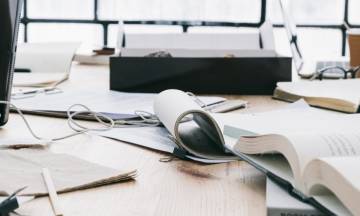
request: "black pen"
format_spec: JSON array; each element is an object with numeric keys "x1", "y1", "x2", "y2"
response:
[
  {"x1": 14, "y1": 68, "x2": 31, "y2": 73},
  {"x1": 0, "y1": 186, "x2": 27, "y2": 216},
  {"x1": 0, "y1": 196, "x2": 19, "y2": 216}
]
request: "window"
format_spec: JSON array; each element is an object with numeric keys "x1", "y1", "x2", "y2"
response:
[
  {"x1": 267, "y1": 0, "x2": 347, "y2": 57},
  {"x1": 21, "y1": 0, "x2": 360, "y2": 57},
  {"x1": 98, "y1": 0, "x2": 261, "y2": 22},
  {"x1": 349, "y1": 0, "x2": 360, "y2": 25}
]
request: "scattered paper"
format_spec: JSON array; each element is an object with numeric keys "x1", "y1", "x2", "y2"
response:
[
  {"x1": 0, "y1": 149, "x2": 136, "y2": 197},
  {"x1": 12, "y1": 89, "x2": 225, "y2": 115}
]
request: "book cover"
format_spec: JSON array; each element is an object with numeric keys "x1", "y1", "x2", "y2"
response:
[{"x1": 266, "y1": 178, "x2": 325, "y2": 216}]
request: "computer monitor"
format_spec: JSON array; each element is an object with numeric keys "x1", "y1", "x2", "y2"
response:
[{"x1": 0, "y1": 0, "x2": 23, "y2": 126}]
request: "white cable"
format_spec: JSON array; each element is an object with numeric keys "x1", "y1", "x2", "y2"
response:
[
  {"x1": 6, "y1": 91, "x2": 201, "y2": 145},
  {"x1": 113, "y1": 110, "x2": 160, "y2": 128},
  {"x1": 3, "y1": 90, "x2": 207, "y2": 144},
  {"x1": 66, "y1": 104, "x2": 115, "y2": 133},
  {"x1": 1, "y1": 101, "x2": 161, "y2": 144},
  {"x1": 0, "y1": 100, "x2": 45, "y2": 141}
]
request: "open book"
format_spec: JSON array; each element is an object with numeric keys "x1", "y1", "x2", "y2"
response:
[
  {"x1": 222, "y1": 114, "x2": 360, "y2": 215},
  {"x1": 273, "y1": 79, "x2": 360, "y2": 113},
  {"x1": 154, "y1": 90, "x2": 359, "y2": 214}
]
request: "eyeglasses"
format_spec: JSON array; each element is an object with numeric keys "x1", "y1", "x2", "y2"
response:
[{"x1": 311, "y1": 65, "x2": 360, "y2": 81}]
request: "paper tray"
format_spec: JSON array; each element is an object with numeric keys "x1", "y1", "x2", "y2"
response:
[{"x1": 110, "y1": 55, "x2": 292, "y2": 95}]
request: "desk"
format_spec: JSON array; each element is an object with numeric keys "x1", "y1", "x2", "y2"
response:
[{"x1": 4, "y1": 64, "x2": 288, "y2": 216}]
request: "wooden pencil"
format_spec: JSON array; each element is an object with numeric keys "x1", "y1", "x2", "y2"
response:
[{"x1": 42, "y1": 168, "x2": 64, "y2": 216}]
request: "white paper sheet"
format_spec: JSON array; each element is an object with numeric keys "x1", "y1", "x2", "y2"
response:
[
  {"x1": 14, "y1": 42, "x2": 80, "y2": 87},
  {"x1": 15, "y1": 42, "x2": 79, "y2": 73},
  {"x1": 12, "y1": 89, "x2": 225, "y2": 115},
  {"x1": 125, "y1": 32, "x2": 260, "y2": 50},
  {"x1": 99, "y1": 126, "x2": 232, "y2": 164},
  {"x1": 100, "y1": 127, "x2": 177, "y2": 153},
  {"x1": 121, "y1": 48, "x2": 277, "y2": 58}
]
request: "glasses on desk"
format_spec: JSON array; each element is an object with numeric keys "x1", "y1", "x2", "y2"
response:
[{"x1": 311, "y1": 65, "x2": 360, "y2": 80}]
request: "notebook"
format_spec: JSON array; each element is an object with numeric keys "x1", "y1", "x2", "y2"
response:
[
  {"x1": 273, "y1": 79, "x2": 360, "y2": 113},
  {"x1": 153, "y1": 89, "x2": 239, "y2": 161}
]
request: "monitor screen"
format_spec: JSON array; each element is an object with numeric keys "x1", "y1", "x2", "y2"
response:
[{"x1": 0, "y1": 0, "x2": 23, "y2": 126}]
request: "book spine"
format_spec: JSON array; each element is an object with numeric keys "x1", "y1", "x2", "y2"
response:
[
  {"x1": 268, "y1": 207, "x2": 325, "y2": 216},
  {"x1": 291, "y1": 188, "x2": 308, "y2": 201}
]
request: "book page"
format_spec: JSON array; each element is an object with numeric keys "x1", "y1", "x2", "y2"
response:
[
  {"x1": 219, "y1": 107, "x2": 360, "y2": 188},
  {"x1": 304, "y1": 157, "x2": 360, "y2": 216},
  {"x1": 312, "y1": 195, "x2": 352, "y2": 216},
  {"x1": 284, "y1": 132, "x2": 360, "y2": 183},
  {"x1": 229, "y1": 131, "x2": 360, "y2": 192},
  {"x1": 215, "y1": 107, "x2": 343, "y2": 137},
  {"x1": 315, "y1": 157, "x2": 360, "y2": 194}
]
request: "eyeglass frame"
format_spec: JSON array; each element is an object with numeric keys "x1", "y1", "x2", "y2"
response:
[{"x1": 311, "y1": 65, "x2": 360, "y2": 81}]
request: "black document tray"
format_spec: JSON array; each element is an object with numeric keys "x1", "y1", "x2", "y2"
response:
[{"x1": 110, "y1": 56, "x2": 292, "y2": 95}]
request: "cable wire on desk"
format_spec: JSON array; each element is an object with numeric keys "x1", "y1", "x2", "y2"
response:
[
  {"x1": 0, "y1": 101, "x2": 161, "y2": 145},
  {"x1": 2, "y1": 91, "x2": 210, "y2": 146}
]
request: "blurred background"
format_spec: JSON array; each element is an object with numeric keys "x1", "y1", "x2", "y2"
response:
[{"x1": 19, "y1": 0, "x2": 360, "y2": 58}]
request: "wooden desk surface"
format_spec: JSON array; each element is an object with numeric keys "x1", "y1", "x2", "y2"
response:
[{"x1": 4, "y1": 64, "x2": 288, "y2": 216}]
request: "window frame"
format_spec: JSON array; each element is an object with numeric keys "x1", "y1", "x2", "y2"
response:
[{"x1": 20, "y1": 0, "x2": 360, "y2": 56}]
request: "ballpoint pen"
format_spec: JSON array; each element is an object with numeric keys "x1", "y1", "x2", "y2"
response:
[{"x1": 11, "y1": 87, "x2": 63, "y2": 99}]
